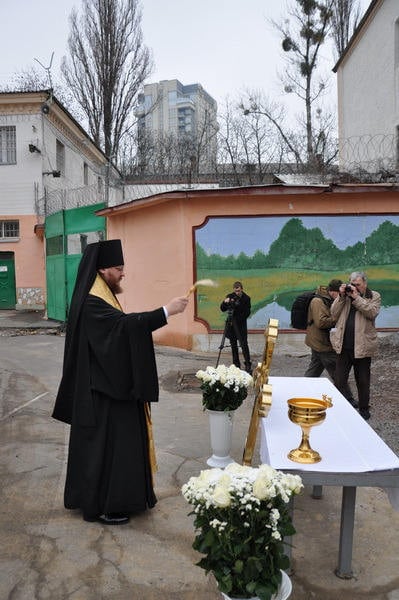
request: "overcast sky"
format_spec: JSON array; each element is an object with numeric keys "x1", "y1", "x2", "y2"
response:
[{"x1": 1, "y1": 0, "x2": 370, "y2": 114}]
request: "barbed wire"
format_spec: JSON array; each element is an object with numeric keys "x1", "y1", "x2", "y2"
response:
[
  {"x1": 338, "y1": 134, "x2": 398, "y2": 180},
  {"x1": 36, "y1": 184, "x2": 105, "y2": 216},
  {"x1": 35, "y1": 134, "x2": 399, "y2": 217}
]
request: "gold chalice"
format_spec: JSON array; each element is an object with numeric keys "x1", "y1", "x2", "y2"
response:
[{"x1": 287, "y1": 395, "x2": 333, "y2": 464}]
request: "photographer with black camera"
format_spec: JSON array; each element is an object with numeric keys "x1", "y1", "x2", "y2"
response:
[
  {"x1": 220, "y1": 281, "x2": 252, "y2": 373},
  {"x1": 330, "y1": 271, "x2": 381, "y2": 421}
]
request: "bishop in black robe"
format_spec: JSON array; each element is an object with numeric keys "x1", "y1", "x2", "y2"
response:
[{"x1": 52, "y1": 240, "x2": 187, "y2": 523}]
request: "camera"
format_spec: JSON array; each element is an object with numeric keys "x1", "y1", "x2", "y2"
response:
[
  {"x1": 230, "y1": 295, "x2": 240, "y2": 307},
  {"x1": 345, "y1": 284, "x2": 353, "y2": 293}
]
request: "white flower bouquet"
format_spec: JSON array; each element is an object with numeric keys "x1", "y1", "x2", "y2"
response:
[
  {"x1": 182, "y1": 463, "x2": 303, "y2": 600},
  {"x1": 196, "y1": 364, "x2": 253, "y2": 411}
]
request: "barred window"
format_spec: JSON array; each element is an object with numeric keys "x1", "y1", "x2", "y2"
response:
[
  {"x1": 83, "y1": 162, "x2": 89, "y2": 185},
  {"x1": 0, "y1": 220, "x2": 19, "y2": 239},
  {"x1": 56, "y1": 139, "x2": 65, "y2": 175},
  {"x1": 0, "y1": 126, "x2": 16, "y2": 164}
]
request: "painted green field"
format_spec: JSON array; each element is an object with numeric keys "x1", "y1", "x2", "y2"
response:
[{"x1": 196, "y1": 266, "x2": 399, "y2": 330}]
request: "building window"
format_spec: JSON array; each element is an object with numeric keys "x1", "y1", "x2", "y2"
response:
[
  {"x1": 0, "y1": 220, "x2": 19, "y2": 239},
  {"x1": 97, "y1": 176, "x2": 103, "y2": 196},
  {"x1": 168, "y1": 90, "x2": 177, "y2": 105},
  {"x1": 56, "y1": 139, "x2": 65, "y2": 175},
  {"x1": 83, "y1": 162, "x2": 89, "y2": 185},
  {"x1": 0, "y1": 126, "x2": 16, "y2": 165},
  {"x1": 46, "y1": 235, "x2": 63, "y2": 256}
]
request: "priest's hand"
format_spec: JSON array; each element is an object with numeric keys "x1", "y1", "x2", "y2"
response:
[{"x1": 165, "y1": 296, "x2": 189, "y2": 316}]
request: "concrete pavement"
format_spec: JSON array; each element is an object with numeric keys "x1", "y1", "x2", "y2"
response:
[
  {"x1": 0, "y1": 312, "x2": 399, "y2": 599},
  {"x1": 0, "y1": 309, "x2": 62, "y2": 333}
]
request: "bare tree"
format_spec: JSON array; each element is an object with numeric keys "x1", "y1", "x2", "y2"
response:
[
  {"x1": 1, "y1": 66, "x2": 48, "y2": 92},
  {"x1": 217, "y1": 98, "x2": 247, "y2": 186},
  {"x1": 61, "y1": 0, "x2": 152, "y2": 163},
  {"x1": 217, "y1": 94, "x2": 294, "y2": 185},
  {"x1": 331, "y1": 0, "x2": 362, "y2": 58},
  {"x1": 270, "y1": 0, "x2": 335, "y2": 167}
]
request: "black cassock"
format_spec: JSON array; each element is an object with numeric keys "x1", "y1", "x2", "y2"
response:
[{"x1": 53, "y1": 295, "x2": 166, "y2": 520}]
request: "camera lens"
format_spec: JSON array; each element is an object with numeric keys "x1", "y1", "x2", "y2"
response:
[{"x1": 345, "y1": 284, "x2": 352, "y2": 293}]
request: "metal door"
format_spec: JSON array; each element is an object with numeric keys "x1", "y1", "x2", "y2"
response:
[
  {"x1": 45, "y1": 204, "x2": 105, "y2": 321},
  {"x1": 0, "y1": 252, "x2": 16, "y2": 309}
]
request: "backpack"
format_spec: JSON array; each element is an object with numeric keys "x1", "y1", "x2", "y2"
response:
[{"x1": 290, "y1": 291, "x2": 331, "y2": 330}]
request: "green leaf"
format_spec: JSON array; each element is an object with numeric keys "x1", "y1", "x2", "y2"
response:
[{"x1": 233, "y1": 559, "x2": 244, "y2": 574}]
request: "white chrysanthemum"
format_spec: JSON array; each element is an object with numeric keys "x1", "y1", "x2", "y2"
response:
[
  {"x1": 253, "y1": 476, "x2": 272, "y2": 500},
  {"x1": 225, "y1": 463, "x2": 253, "y2": 477},
  {"x1": 212, "y1": 485, "x2": 231, "y2": 508},
  {"x1": 181, "y1": 464, "x2": 302, "y2": 547},
  {"x1": 196, "y1": 364, "x2": 253, "y2": 390}
]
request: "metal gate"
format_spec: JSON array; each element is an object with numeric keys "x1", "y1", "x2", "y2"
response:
[
  {"x1": 46, "y1": 204, "x2": 105, "y2": 321},
  {"x1": 0, "y1": 252, "x2": 16, "y2": 309}
]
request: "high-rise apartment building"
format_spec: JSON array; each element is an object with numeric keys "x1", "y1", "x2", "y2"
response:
[{"x1": 135, "y1": 79, "x2": 218, "y2": 174}]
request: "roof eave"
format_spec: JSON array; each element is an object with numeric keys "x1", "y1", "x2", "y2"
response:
[{"x1": 332, "y1": 0, "x2": 381, "y2": 73}]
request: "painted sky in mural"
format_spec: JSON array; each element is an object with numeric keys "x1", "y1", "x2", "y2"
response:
[{"x1": 196, "y1": 215, "x2": 399, "y2": 256}]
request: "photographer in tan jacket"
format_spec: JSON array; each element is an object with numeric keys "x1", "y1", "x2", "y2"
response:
[
  {"x1": 304, "y1": 279, "x2": 357, "y2": 407},
  {"x1": 330, "y1": 271, "x2": 381, "y2": 420}
]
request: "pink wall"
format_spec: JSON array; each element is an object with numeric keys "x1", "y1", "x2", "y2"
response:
[
  {"x1": 101, "y1": 185, "x2": 399, "y2": 349},
  {"x1": 0, "y1": 215, "x2": 45, "y2": 307}
]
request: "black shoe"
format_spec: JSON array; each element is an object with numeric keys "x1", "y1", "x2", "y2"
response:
[
  {"x1": 98, "y1": 513, "x2": 130, "y2": 525},
  {"x1": 83, "y1": 514, "x2": 98, "y2": 523},
  {"x1": 359, "y1": 408, "x2": 370, "y2": 421}
]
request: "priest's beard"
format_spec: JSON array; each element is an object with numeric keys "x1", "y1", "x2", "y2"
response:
[{"x1": 109, "y1": 282, "x2": 123, "y2": 295}]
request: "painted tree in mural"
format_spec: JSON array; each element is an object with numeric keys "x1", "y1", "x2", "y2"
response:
[{"x1": 196, "y1": 219, "x2": 399, "y2": 271}]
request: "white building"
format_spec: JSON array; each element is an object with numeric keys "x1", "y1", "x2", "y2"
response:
[
  {"x1": 135, "y1": 79, "x2": 218, "y2": 173},
  {"x1": 0, "y1": 90, "x2": 121, "y2": 310},
  {"x1": 334, "y1": 0, "x2": 399, "y2": 175}
]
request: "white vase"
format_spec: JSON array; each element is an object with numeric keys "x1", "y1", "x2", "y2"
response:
[
  {"x1": 206, "y1": 409, "x2": 235, "y2": 468},
  {"x1": 220, "y1": 569, "x2": 292, "y2": 600}
]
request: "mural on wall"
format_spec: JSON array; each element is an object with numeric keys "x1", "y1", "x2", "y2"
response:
[{"x1": 194, "y1": 215, "x2": 399, "y2": 330}]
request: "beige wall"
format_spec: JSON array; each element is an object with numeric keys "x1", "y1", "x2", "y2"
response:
[{"x1": 102, "y1": 186, "x2": 399, "y2": 350}]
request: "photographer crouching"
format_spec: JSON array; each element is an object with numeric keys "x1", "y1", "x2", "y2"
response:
[{"x1": 220, "y1": 281, "x2": 252, "y2": 373}]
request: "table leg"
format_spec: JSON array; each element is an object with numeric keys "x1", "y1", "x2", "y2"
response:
[
  {"x1": 335, "y1": 486, "x2": 356, "y2": 579},
  {"x1": 312, "y1": 485, "x2": 323, "y2": 499}
]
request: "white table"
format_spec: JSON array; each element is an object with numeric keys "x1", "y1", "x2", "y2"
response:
[{"x1": 260, "y1": 376, "x2": 399, "y2": 578}]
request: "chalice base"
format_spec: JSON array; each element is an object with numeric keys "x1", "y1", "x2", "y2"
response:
[{"x1": 288, "y1": 447, "x2": 322, "y2": 464}]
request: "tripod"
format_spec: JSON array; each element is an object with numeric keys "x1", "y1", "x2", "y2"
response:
[{"x1": 216, "y1": 308, "x2": 244, "y2": 368}]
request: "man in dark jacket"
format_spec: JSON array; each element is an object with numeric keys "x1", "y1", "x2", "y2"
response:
[
  {"x1": 220, "y1": 281, "x2": 252, "y2": 373},
  {"x1": 53, "y1": 239, "x2": 188, "y2": 524}
]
